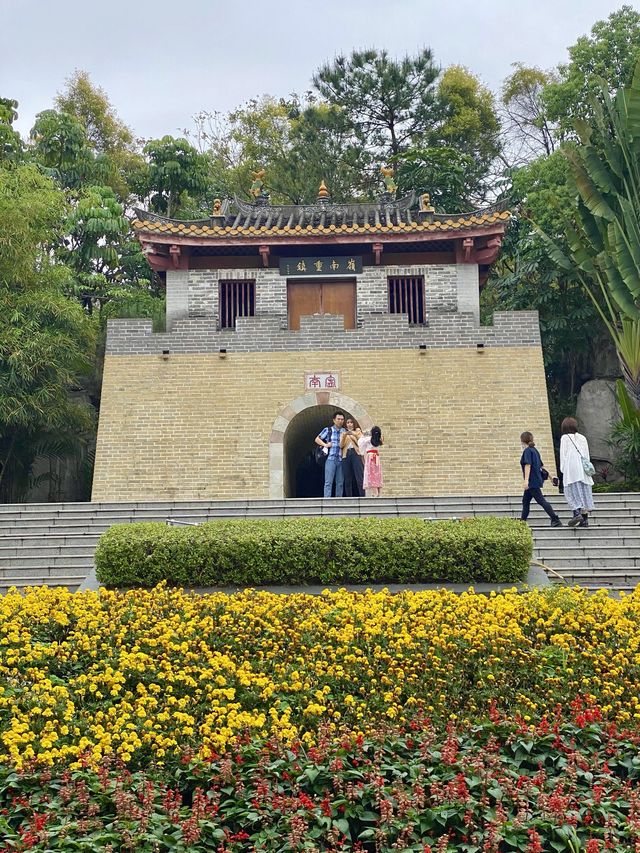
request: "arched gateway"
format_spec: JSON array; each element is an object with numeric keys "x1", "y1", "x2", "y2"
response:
[
  {"x1": 270, "y1": 392, "x2": 373, "y2": 498},
  {"x1": 92, "y1": 174, "x2": 556, "y2": 502}
]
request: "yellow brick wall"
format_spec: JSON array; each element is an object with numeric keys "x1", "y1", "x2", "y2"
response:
[{"x1": 92, "y1": 347, "x2": 555, "y2": 500}]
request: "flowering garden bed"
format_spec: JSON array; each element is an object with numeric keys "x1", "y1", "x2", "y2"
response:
[
  {"x1": 3, "y1": 711, "x2": 640, "y2": 851},
  {"x1": 2, "y1": 584, "x2": 640, "y2": 849}
]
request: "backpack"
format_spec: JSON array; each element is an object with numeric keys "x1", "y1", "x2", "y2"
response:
[{"x1": 314, "y1": 428, "x2": 330, "y2": 466}]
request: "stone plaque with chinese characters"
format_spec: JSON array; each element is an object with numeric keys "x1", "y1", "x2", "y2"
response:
[
  {"x1": 280, "y1": 256, "x2": 362, "y2": 276},
  {"x1": 305, "y1": 372, "x2": 340, "y2": 391}
]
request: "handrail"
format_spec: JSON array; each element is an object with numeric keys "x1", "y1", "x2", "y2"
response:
[
  {"x1": 165, "y1": 519, "x2": 200, "y2": 527},
  {"x1": 530, "y1": 558, "x2": 568, "y2": 584}
]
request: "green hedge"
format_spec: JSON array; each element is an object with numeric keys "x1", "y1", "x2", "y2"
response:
[{"x1": 94, "y1": 517, "x2": 532, "y2": 588}]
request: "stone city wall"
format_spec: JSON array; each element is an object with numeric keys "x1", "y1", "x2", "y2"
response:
[
  {"x1": 106, "y1": 310, "x2": 540, "y2": 355},
  {"x1": 92, "y1": 343, "x2": 554, "y2": 501}
]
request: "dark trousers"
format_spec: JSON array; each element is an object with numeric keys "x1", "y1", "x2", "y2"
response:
[
  {"x1": 521, "y1": 487, "x2": 558, "y2": 521},
  {"x1": 343, "y1": 448, "x2": 364, "y2": 497}
]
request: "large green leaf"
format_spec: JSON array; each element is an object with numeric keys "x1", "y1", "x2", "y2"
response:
[
  {"x1": 581, "y1": 145, "x2": 618, "y2": 194},
  {"x1": 608, "y1": 220, "x2": 640, "y2": 300},
  {"x1": 627, "y1": 59, "x2": 640, "y2": 141},
  {"x1": 533, "y1": 227, "x2": 573, "y2": 273},
  {"x1": 575, "y1": 199, "x2": 605, "y2": 255},
  {"x1": 566, "y1": 150, "x2": 615, "y2": 221},
  {"x1": 617, "y1": 318, "x2": 640, "y2": 382},
  {"x1": 565, "y1": 222, "x2": 597, "y2": 275},
  {"x1": 616, "y1": 378, "x2": 640, "y2": 422},
  {"x1": 600, "y1": 251, "x2": 640, "y2": 318}
]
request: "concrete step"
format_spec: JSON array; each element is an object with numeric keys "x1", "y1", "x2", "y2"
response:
[
  {"x1": 0, "y1": 544, "x2": 97, "y2": 558},
  {"x1": 0, "y1": 575, "x2": 86, "y2": 592},
  {"x1": 535, "y1": 545, "x2": 640, "y2": 558},
  {"x1": 0, "y1": 495, "x2": 638, "y2": 516},
  {"x1": 0, "y1": 564, "x2": 95, "y2": 578},
  {"x1": 0, "y1": 505, "x2": 640, "y2": 535},
  {"x1": 0, "y1": 555, "x2": 92, "y2": 570},
  {"x1": 0, "y1": 495, "x2": 637, "y2": 594}
]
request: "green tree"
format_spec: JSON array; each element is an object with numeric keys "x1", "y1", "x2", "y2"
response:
[
  {"x1": 0, "y1": 162, "x2": 68, "y2": 286},
  {"x1": 195, "y1": 96, "x2": 372, "y2": 203},
  {"x1": 0, "y1": 163, "x2": 95, "y2": 501},
  {"x1": 395, "y1": 66, "x2": 501, "y2": 209},
  {"x1": 544, "y1": 5, "x2": 640, "y2": 137},
  {"x1": 501, "y1": 64, "x2": 557, "y2": 164},
  {"x1": 395, "y1": 146, "x2": 476, "y2": 212},
  {"x1": 432, "y1": 66, "x2": 500, "y2": 181},
  {"x1": 482, "y1": 152, "x2": 604, "y2": 402},
  {"x1": 55, "y1": 70, "x2": 142, "y2": 200},
  {"x1": 30, "y1": 109, "x2": 110, "y2": 190},
  {"x1": 56, "y1": 70, "x2": 133, "y2": 154},
  {"x1": 141, "y1": 136, "x2": 210, "y2": 217},
  {"x1": 538, "y1": 61, "x2": 640, "y2": 409},
  {"x1": 0, "y1": 97, "x2": 23, "y2": 162},
  {"x1": 313, "y1": 48, "x2": 439, "y2": 159}
]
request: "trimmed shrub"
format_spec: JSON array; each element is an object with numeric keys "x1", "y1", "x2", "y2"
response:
[{"x1": 95, "y1": 516, "x2": 532, "y2": 588}]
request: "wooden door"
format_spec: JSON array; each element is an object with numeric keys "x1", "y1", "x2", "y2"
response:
[
  {"x1": 288, "y1": 282, "x2": 321, "y2": 330},
  {"x1": 321, "y1": 280, "x2": 356, "y2": 329},
  {"x1": 288, "y1": 280, "x2": 356, "y2": 330}
]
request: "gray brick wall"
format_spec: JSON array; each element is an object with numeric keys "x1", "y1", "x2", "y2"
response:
[
  {"x1": 455, "y1": 264, "x2": 480, "y2": 323},
  {"x1": 178, "y1": 264, "x2": 464, "y2": 325},
  {"x1": 166, "y1": 270, "x2": 189, "y2": 330},
  {"x1": 106, "y1": 310, "x2": 542, "y2": 355}
]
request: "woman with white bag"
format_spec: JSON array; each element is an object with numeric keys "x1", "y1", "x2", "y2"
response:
[{"x1": 560, "y1": 417, "x2": 596, "y2": 528}]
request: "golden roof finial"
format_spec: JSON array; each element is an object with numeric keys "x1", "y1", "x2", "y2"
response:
[
  {"x1": 419, "y1": 192, "x2": 435, "y2": 214},
  {"x1": 318, "y1": 179, "x2": 330, "y2": 200}
]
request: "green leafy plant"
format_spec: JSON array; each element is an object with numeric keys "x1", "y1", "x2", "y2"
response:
[
  {"x1": 94, "y1": 516, "x2": 532, "y2": 588},
  {"x1": 537, "y1": 59, "x2": 640, "y2": 409},
  {"x1": 611, "y1": 379, "x2": 640, "y2": 480}
]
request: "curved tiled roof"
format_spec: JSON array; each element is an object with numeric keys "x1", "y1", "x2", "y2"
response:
[{"x1": 133, "y1": 200, "x2": 510, "y2": 240}]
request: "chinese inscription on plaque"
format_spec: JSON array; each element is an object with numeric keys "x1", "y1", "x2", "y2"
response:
[
  {"x1": 305, "y1": 372, "x2": 340, "y2": 391},
  {"x1": 280, "y1": 256, "x2": 362, "y2": 276}
]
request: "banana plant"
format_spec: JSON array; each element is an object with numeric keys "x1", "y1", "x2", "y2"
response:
[{"x1": 537, "y1": 59, "x2": 640, "y2": 409}]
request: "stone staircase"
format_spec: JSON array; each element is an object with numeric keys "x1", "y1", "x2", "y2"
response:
[{"x1": 0, "y1": 493, "x2": 638, "y2": 594}]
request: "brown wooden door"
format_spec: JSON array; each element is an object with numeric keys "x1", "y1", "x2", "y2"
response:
[
  {"x1": 321, "y1": 280, "x2": 356, "y2": 329},
  {"x1": 288, "y1": 282, "x2": 321, "y2": 330},
  {"x1": 288, "y1": 280, "x2": 356, "y2": 330}
]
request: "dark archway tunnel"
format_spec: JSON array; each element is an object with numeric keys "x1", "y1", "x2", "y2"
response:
[{"x1": 283, "y1": 405, "x2": 356, "y2": 498}]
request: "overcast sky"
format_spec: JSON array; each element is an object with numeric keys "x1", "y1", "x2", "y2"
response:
[{"x1": 2, "y1": 0, "x2": 634, "y2": 141}]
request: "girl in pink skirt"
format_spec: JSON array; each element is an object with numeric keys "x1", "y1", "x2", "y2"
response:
[{"x1": 358, "y1": 426, "x2": 384, "y2": 497}]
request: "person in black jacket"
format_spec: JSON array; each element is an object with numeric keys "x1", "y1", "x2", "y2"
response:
[{"x1": 519, "y1": 431, "x2": 562, "y2": 527}]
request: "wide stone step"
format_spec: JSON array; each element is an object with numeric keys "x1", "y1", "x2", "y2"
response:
[
  {"x1": 1, "y1": 509, "x2": 638, "y2": 528},
  {"x1": 0, "y1": 575, "x2": 86, "y2": 593},
  {"x1": 535, "y1": 544, "x2": 640, "y2": 557},
  {"x1": 0, "y1": 544, "x2": 97, "y2": 558},
  {"x1": 0, "y1": 555, "x2": 93, "y2": 570},
  {"x1": 0, "y1": 495, "x2": 637, "y2": 595}
]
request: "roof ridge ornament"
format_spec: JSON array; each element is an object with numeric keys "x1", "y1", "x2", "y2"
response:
[
  {"x1": 418, "y1": 192, "x2": 435, "y2": 223},
  {"x1": 317, "y1": 180, "x2": 331, "y2": 203},
  {"x1": 249, "y1": 169, "x2": 270, "y2": 206},
  {"x1": 380, "y1": 166, "x2": 398, "y2": 202}
]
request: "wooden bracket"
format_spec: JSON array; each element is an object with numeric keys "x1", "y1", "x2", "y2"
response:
[
  {"x1": 462, "y1": 237, "x2": 474, "y2": 262},
  {"x1": 373, "y1": 242, "x2": 383, "y2": 265},
  {"x1": 169, "y1": 244, "x2": 181, "y2": 269},
  {"x1": 259, "y1": 245, "x2": 270, "y2": 267},
  {"x1": 475, "y1": 236, "x2": 503, "y2": 264}
]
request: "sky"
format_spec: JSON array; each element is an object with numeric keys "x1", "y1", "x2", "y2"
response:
[{"x1": 2, "y1": 0, "x2": 635, "y2": 142}]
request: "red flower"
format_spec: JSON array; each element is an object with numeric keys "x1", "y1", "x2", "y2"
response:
[{"x1": 526, "y1": 828, "x2": 543, "y2": 852}]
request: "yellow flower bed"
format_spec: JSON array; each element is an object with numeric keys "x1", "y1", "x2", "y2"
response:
[{"x1": 1, "y1": 584, "x2": 640, "y2": 770}]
